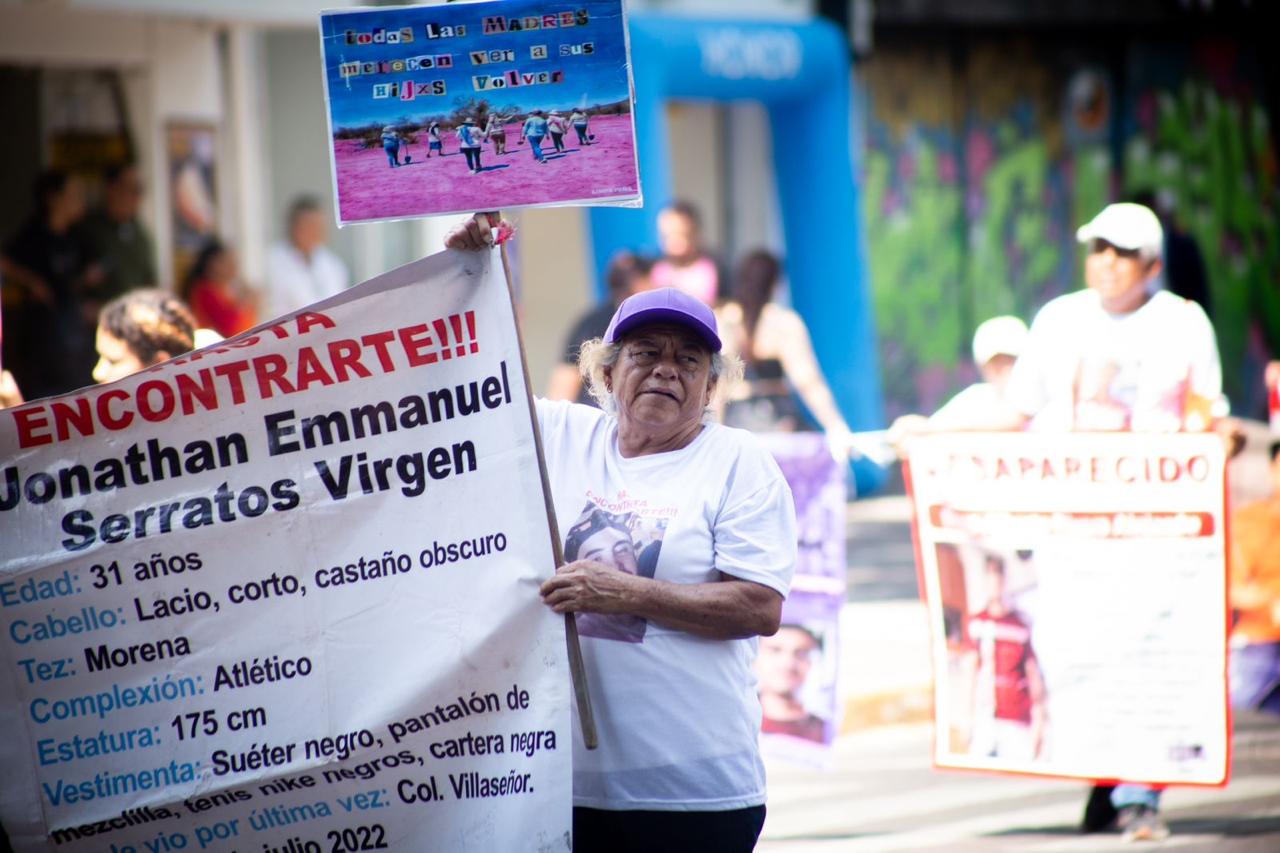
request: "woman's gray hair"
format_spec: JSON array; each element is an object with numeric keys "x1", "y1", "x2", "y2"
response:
[{"x1": 577, "y1": 336, "x2": 743, "y2": 418}]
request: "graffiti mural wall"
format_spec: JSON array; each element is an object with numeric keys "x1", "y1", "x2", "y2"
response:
[
  {"x1": 1123, "y1": 41, "x2": 1280, "y2": 415},
  {"x1": 862, "y1": 36, "x2": 1278, "y2": 419}
]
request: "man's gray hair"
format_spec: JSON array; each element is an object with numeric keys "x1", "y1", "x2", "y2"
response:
[{"x1": 577, "y1": 337, "x2": 743, "y2": 418}]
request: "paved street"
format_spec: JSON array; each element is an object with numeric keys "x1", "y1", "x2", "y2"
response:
[
  {"x1": 760, "y1": 712, "x2": 1280, "y2": 852},
  {"x1": 844, "y1": 492, "x2": 920, "y2": 603}
]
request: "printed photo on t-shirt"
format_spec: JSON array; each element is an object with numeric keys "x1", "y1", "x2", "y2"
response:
[
  {"x1": 1070, "y1": 352, "x2": 1193, "y2": 432},
  {"x1": 563, "y1": 503, "x2": 666, "y2": 643}
]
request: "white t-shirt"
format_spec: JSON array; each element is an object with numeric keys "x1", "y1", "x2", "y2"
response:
[
  {"x1": 929, "y1": 382, "x2": 1006, "y2": 430},
  {"x1": 1007, "y1": 289, "x2": 1223, "y2": 432},
  {"x1": 535, "y1": 398, "x2": 797, "y2": 811},
  {"x1": 265, "y1": 243, "x2": 351, "y2": 320}
]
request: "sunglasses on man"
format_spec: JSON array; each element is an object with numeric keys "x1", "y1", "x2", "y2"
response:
[{"x1": 1086, "y1": 238, "x2": 1144, "y2": 259}]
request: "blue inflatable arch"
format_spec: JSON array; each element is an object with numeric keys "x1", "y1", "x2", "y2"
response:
[{"x1": 589, "y1": 14, "x2": 885, "y2": 491}]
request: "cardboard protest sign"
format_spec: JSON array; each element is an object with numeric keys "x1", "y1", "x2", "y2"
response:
[
  {"x1": 906, "y1": 432, "x2": 1229, "y2": 786},
  {"x1": 0, "y1": 249, "x2": 572, "y2": 851},
  {"x1": 754, "y1": 434, "x2": 845, "y2": 760},
  {"x1": 319, "y1": 0, "x2": 641, "y2": 224}
]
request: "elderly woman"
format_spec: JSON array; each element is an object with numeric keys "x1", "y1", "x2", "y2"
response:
[{"x1": 446, "y1": 215, "x2": 798, "y2": 853}]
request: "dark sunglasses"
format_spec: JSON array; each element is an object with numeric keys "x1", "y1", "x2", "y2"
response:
[{"x1": 1087, "y1": 238, "x2": 1143, "y2": 260}]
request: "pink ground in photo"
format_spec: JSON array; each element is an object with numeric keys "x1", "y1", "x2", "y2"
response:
[{"x1": 333, "y1": 113, "x2": 638, "y2": 222}]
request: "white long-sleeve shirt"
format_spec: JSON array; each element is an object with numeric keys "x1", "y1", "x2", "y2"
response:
[{"x1": 265, "y1": 242, "x2": 350, "y2": 319}]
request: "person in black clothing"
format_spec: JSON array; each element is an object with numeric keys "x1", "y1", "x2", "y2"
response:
[
  {"x1": 1, "y1": 170, "x2": 101, "y2": 399},
  {"x1": 1130, "y1": 190, "x2": 1211, "y2": 318},
  {"x1": 545, "y1": 252, "x2": 654, "y2": 405},
  {"x1": 77, "y1": 161, "x2": 158, "y2": 303}
]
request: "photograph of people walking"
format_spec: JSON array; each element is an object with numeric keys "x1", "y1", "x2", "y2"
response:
[{"x1": 320, "y1": 0, "x2": 639, "y2": 222}]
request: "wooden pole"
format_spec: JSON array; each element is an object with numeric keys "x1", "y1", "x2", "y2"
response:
[{"x1": 487, "y1": 213, "x2": 598, "y2": 750}]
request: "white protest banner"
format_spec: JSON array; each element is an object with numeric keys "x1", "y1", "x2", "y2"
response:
[
  {"x1": 754, "y1": 434, "x2": 845, "y2": 762},
  {"x1": 0, "y1": 248, "x2": 571, "y2": 852},
  {"x1": 906, "y1": 432, "x2": 1229, "y2": 786}
]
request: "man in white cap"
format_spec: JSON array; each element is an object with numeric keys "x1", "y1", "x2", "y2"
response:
[
  {"x1": 1013, "y1": 202, "x2": 1230, "y2": 842},
  {"x1": 893, "y1": 204, "x2": 1231, "y2": 839},
  {"x1": 894, "y1": 203, "x2": 1224, "y2": 444},
  {"x1": 1006, "y1": 202, "x2": 1223, "y2": 434}
]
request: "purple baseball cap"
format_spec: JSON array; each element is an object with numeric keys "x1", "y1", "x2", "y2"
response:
[{"x1": 603, "y1": 287, "x2": 722, "y2": 352}]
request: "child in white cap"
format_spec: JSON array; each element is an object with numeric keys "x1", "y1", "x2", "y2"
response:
[{"x1": 889, "y1": 315, "x2": 1029, "y2": 445}]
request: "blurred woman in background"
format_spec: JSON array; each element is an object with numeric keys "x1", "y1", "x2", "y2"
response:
[
  {"x1": 181, "y1": 239, "x2": 257, "y2": 338},
  {"x1": 715, "y1": 249, "x2": 856, "y2": 459}
]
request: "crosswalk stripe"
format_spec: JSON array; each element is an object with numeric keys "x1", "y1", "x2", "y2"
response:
[{"x1": 759, "y1": 775, "x2": 1280, "y2": 852}]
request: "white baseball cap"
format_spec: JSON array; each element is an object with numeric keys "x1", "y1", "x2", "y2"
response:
[
  {"x1": 1076, "y1": 202, "x2": 1163, "y2": 256},
  {"x1": 972, "y1": 315, "x2": 1028, "y2": 366}
]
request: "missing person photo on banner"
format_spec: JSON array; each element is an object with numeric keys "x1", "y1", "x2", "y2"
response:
[
  {"x1": 318, "y1": 0, "x2": 641, "y2": 224},
  {"x1": 906, "y1": 432, "x2": 1229, "y2": 787},
  {"x1": 754, "y1": 433, "x2": 845, "y2": 760},
  {"x1": 758, "y1": 617, "x2": 835, "y2": 747},
  {"x1": 934, "y1": 543, "x2": 1047, "y2": 764}
]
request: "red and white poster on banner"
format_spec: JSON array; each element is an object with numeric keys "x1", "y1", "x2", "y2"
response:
[{"x1": 905, "y1": 432, "x2": 1229, "y2": 786}]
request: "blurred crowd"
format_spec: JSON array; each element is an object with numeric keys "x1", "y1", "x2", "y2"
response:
[
  {"x1": 0, "y1": 165, "x2": 349, "y2": 407},
  {"x1": 1, "y1": 165, "x2": 153, "y2": 401}
]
